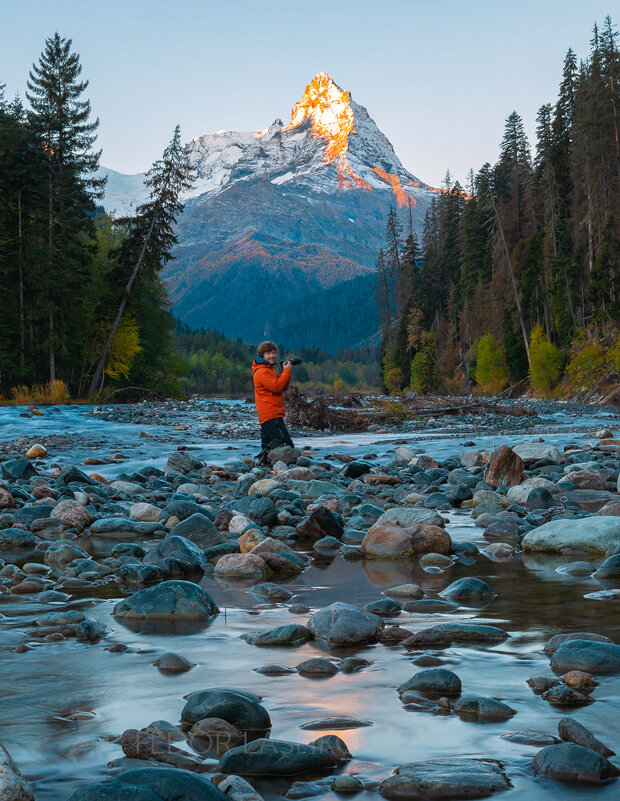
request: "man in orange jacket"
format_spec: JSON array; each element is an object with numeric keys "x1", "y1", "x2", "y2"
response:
[{"x1": 252, "y1": 340, "x2": 295, "y2": 463}]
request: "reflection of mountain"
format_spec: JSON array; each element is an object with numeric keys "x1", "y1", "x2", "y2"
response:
[{"x1": 100, "y1": 73, "x2": 439, "y2": 350}]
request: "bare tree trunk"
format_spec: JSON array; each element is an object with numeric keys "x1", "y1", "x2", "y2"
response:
[
  {"x1": 492, "y1": 197, "x2": 530, "y2": 362},
  {"x1": 49, "y1": 311, "x2": 56, "y2": 382},
  {"x1": 87, "y1": 212, "x2": 158, "y2": 399},
  {"x1": 17, "y1": 189, "x2": 25, "y2": 370},
  {"x1": 48, "y1": 170, "x2": 56, "y2": 383}
]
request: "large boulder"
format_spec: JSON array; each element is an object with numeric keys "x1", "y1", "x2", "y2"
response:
[
  {"x1": 130, "y1": 502, "x2": 162, "y2": 522},
  {"x1": 307, "y1": 602, "x2": 382, "y2": 645},
  {"x1": 228, "y1": 496, "x2": 278, "y2": 528},
  {"x1": 398, "y1": 668, "x2": 461, "y2": 697},
  {"x1": 544, "y1": 632, "x2": 612, "y2": 653},
  {"x1": 165, "y1": 451, "x2": 203, "y2": 475},
  {"x1": 425, "y1": 623, "x2": 508, "y2": 643},
  {"x1": 439, "y1": 578, "x2": 495, "y2": 606},
  {"x1": 376, "y1": 507, "x2": 445, "y2": 528},
  {"x1": 0, "y1": 528, "x2": 40, "y2": 550},
  {"x1": 1, "y1": 459, "x2": 37, "y2": 481},
  {"x1": 0, "y1": 486, "x2": 15, "y2": 508},
  {"x1": 560, "y1": 490, "x2": 615, "y2": 512},
  {"x1": 558, "y1": 718, "x2": 615, "y2": 757},
  {"x1": 522, "y1": 517, "x2": 620, "y2": 553},
  {"x1": 484, "y1": 446, "x2": 524, "y2": 488},
  {"x1": 380, "y1": 758, "x2": 512, "y2": 799},
  {"x1": 593, "y1": 553, "x2": 620, "y2": 578},
  {"x1": 217, "y1": 739, "x2": 337, "y2": 776},
  {"x1": 67, "y1": 767, "x2": 227, "y2": 801},
  {"x1": 113, "y1": 580, "x2": 218, "y2": 619},
  {"x1": 169, "y1": 514, "x2": 223, "y2": 549},
  {"x1": 532, "y1": 742, "x2": 619, "y2": 783},
  {"x1": 143, "y1": 536, "x2": 209, "y2": 575},
  {"x1": 266, "y1": 446, "x2": 300, "y2": 466},
  {"x1": 44, "y1": 540, "x2": 89, "y2": 571},
  {"x1": 550, "y1": 639, "x2": 620, "y2": 673},
  {"x1": 296, "y1": 507, "x2": 344, "y2": 541},
  {"x1": 0, "y1": 744, "x2": 35, "y2": 801},
  {"x1": 241, "y1": 624, "x2": 311, "y2": 646},
  {"x1": 181, "y1": 688, "x2": 271, "y2": 734},
  {"x1": 214, "y1": 553, "x2": 268, "y2": 581},
  {"x1": 90, "y1": 517, "x2": 163, "y2": 537},
  {"x1": 362, "y1": 524, "x2": 451, "y2": 559},
  {"x1": 453, "y1": 696, "x2": 516, "y2": 721},
  {"x1": 50, "y1": 498, "x2": 92, "y2": 531},
  {"x1": 513, "y1": 442, "x2": 562, "y2": 466},
  {"x1": 564, "y1": 470, "x2": 609, "y2": 491}
]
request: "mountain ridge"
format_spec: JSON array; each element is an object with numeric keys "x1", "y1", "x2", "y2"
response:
[{"x1": 99, "y1": 73, "x2": 438, "y2": 350}]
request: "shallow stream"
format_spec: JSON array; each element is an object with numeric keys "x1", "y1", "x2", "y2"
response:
[{"x1": 1, "y1": 400, "x2": 620, "y2": 799}]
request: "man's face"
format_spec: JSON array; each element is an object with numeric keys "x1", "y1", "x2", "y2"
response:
[{"x1": 264, "y1": 350, "x2": 277, "y2": 365}]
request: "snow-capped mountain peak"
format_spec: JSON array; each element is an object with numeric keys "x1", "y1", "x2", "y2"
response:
[
  {"x1": 99, "y1": 73, "x2": 439, "y2": 216},
  {"x1": 286, "y1": 72, "x2": 355, "y2": 162}
]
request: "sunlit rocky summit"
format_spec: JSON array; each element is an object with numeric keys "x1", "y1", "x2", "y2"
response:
[{"x1": 100, "y1": 74, "x2": 438, "y2": 348}]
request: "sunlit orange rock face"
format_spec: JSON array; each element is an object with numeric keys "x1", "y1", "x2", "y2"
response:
[
  {"x1": 288, "y1": 72, "x2": 354, "y2": 161},
  {"x1": 286, "y1": 72, "x2": 373, "y2": 192},
  {"x1": 373, "y1": 168, "x2": 415, "y2": 208}
]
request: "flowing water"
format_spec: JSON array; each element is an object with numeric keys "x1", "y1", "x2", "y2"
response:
[{"x1": 1, "y1": 401, "x2": 620, "y2": 799}]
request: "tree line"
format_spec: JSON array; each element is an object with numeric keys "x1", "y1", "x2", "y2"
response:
[
  {"x1": 377, "y1": 16, "x2": 620, "y2": 397},
  {"x1": 0, "y1": 33, "x2": 191, "y2": 401},
  {"x1": 176, "y1": 324, "x2": 380, "y2": 395}
]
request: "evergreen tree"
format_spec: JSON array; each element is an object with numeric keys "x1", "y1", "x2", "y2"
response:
[
  {"x1": 87, "y1": 126, "x2": 194, "y2": 397},
  {"x1": 26, "y1": 32, "x2": 104, "y2": 382}
]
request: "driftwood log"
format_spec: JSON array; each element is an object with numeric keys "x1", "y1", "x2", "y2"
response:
[{"x1": 285, "y1": 387, "x2": 369, "y2": 432}]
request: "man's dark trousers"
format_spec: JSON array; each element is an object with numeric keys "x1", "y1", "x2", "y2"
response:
[{"x1": 260, "y1": 416, "x2": 294, "y2": 451}]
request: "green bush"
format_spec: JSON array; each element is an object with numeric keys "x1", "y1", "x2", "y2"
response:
[
  {"x1": 409, "y1": 331, "x2": 437, "y2": 394},
  {"x1": 474, "y1": 334, "x2": 508, "y2": 393},
  {"x1": 529, "y1": 324, "x2": 564, "y2": 395}
]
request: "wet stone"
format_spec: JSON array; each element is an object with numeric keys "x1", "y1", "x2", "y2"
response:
[
  {"x1": 241, "y1": 624, "x2": 311, "y2": 646},
  {"x1": 398, "y1": 668, "x2": 461, "y2": 697},
  {"x1": 380, "y1": 758, "x2": 512, "y2": 799},
  {"x1": 453, "y1": 696, "x2": 516, "y2": 721},
  {"x1": 254, "y1": 664, "x2": 297, "y2": 676},
  {"x1": 532, "y1": 742, "x2": 620, "y2": 783},
  {"x1": 526, "y1": 673, "x2": 562, "y2": 694},
  {"x1": 501, "y1": 730, "x2": 560, "y2": 747},
  {"x1": 550, "y1": 639, "x2": 620, "y2": 673},
  {"x1": 301, "y1": 717, "x2": 373, "y2": 730},
  {"x1": 541, "y1": 683, "x2": 593, "y2": 706},
  {"x1": 363, "y1": 597, "x2": 402, "y2": 616},
  {"x1": 181, "y1": 688, "x2": 271, "y2": 733},
  {"x1": 217, "y1": 738, "x2": 338, "y2": 775},
  {"x1": 558, "y1": 717, "x2": 615, "y2": 757},
  {"x1": 153, "y1": 652, "x2": 196, "y2": 672},
  {"x1": 296, "y1": 657, "x2": 339, "y2": 677}
]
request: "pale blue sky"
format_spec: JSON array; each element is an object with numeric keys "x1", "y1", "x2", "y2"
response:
[{"x1": 1, "y1": 0, "x2": 614, "y2": 186}]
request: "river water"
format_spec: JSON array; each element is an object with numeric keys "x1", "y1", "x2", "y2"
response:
[{"x1": 1, "y1": 400, "x2": 619, "y2": 799}]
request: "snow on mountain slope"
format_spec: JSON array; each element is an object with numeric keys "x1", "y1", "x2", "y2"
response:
[
  {"x1": 101, "y1": 73, "x2": 438, "y2": 214},
  {"x1": 99, "y1": 73, "x2": 440, "y2": 349}
]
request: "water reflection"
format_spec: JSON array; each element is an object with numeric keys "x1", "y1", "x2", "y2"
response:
[{"x1": 1, "y1": 550, "x2": 619, "y2": 800}]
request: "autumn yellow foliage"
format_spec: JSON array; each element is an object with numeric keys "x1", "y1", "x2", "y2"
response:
[{"x1": 104, "y1": 316, "x2": 142, "y2": 380}]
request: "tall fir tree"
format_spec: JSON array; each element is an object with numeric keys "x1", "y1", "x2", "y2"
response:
[{"x1": 26, "y1": 32, "x2": 104, "y2": 383}]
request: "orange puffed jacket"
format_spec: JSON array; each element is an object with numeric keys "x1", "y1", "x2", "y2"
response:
[{"x1": 252, "y1": 357, "x2": 291, "y2": 424}]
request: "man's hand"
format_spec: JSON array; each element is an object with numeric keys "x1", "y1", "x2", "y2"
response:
[{"x1": 282, "y1": 360, "x2": 291, "y2": 368}]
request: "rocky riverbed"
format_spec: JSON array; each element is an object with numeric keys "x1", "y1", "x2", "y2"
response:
[{"x1": 1, "y1": 398, "x2": 620, "y2": 800}]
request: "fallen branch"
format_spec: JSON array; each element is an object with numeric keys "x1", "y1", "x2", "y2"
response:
[{"x1": 99, "y1": 386, "x2": 167, "y2": 403}]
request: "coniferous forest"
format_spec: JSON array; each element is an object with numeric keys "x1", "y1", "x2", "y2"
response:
[
  {"x1": 0, "y1": 33, "x2": 190, "y2": 401},
  {"x1": 377, "y1": 16, "x2": 620, "y2": 398}
]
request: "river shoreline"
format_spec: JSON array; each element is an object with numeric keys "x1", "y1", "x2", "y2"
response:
[{"x1": 1, "y1": 398, "x2": 620, "y2": 800}]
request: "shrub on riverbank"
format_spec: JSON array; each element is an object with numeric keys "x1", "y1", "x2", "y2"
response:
[{"x1": 9, "y1": 380, "x2": 70, "y2": 405}]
